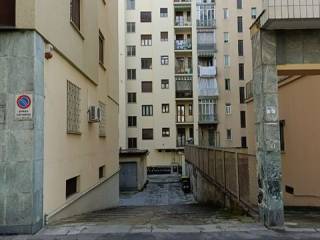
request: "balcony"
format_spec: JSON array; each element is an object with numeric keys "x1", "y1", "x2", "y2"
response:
[
  {"x1": 199, "y1": 113, "x2": 218, "y2": 124},
  {"x1": 198, "y1": 66, "x2": 216, "y2": 77},
  {"x1": 197, "y1": 19, "x2": 216, "y2": 28},
  {"x1": 176, "y1": 78, "x2": 193, "y2": 98},
  {"x1": 260, "y1": 0, "x2": 320, "y2": 30},
  {"x1": 197, "y1": 43, "x2": 216, "y2": 52},
  {"x1": 175, "y1": 39, "x2": 192, "y2": 51}
]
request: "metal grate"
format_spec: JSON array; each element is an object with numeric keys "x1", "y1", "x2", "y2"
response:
[
  {"x1": 99, "y1": 101, "x2": 106, "y2": 137},
  {"x1": 67, "y1": 81, "x2": 81, "y2": 134}
]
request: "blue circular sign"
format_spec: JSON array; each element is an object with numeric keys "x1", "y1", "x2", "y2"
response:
[{"x1": 17, "y1": 95, "x2": 31, "y2": 109}]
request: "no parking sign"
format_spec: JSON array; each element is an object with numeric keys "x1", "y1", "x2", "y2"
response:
[{"x1": 15, "y1": 94, "x2": 33, "y2": 120}]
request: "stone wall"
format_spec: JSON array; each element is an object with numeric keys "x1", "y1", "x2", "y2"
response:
[{"x1": 0, "y1": 31, "x2": 45, "y2": 234}]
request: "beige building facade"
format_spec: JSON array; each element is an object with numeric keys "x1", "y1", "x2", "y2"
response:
[{"x1": 0, "y1": 0, "x2": 120, "y2": 234}]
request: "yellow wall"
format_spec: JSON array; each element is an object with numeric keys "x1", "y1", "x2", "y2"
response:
[{"x1": 247, "y1": 75, "x2": 320, "y2": 206}]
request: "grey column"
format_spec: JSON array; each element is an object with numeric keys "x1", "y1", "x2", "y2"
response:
[
  {"x1": 251, "y1": 29, "x2": 284, "y2": 227},
  {"x1": 0, "y1": 31, "x2": 45, "y2": 234}
]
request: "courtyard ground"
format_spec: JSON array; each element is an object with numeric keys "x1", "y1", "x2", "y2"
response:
[{"x1": 2, "y1": 175, "x2": 320, "y2": 239}]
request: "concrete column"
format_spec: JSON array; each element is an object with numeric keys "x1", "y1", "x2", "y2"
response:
[
  {"x1": 251, "y1": 29, "x2": 284, "y2": 227},
  {"x1": 0, "y1": 31, "x2": 45, "y2": 234}
]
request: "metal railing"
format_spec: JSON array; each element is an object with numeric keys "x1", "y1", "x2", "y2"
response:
[
  {"x1": 175, "y1": 40, "x2": 192, "y2": 50},
  {"x1": 185, "y1": 145, "x2": 258, "y2": 213},
  {"x1": 197, "y1": 43, "x2": 217, "y2": 52},
  {"x1": 197, "y1": 19, "x2": 216, "y2": 28},
  {"x1": 175, "y1": 18, "x2": 192, "y2": 27},
  {"x1": 199, "y1": 113, "x2": 218, "y2": 123},
  {"x1": 263, "y1": 0, "x2": 320, "y2": 19}
]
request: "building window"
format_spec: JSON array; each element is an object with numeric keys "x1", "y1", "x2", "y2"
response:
[
  {"x1": 225, "y1": 103, "x2": 232, "y2": 115},
  {"x1": 161, "y1": 32, "x2": 168, "y2": 41},
  {"x1": 127, "y1": 0, "x2": 135, "y2": 10},
  {"x1": 99, "y1": 30, "x2": 105, "y2": 65},
  {"x1": 189, "y1": 104, "x2": 193, "y2": 116},
  {"x1": 0, "y1": 0, "x2": 15, "y2": 27},
  {"x1": 128, "y1": 138, "x2": 137, "y2": 148},
  {"x1": 141, "y1": 81, "x2": 152, "y2": 93},
  {"x1": 241, "y1": 136, "x2": 247, "y2": 148},
  {"x1": 66, "y1": 176, "x2": 79, "y2": 198},
  {"x1": 99, "y1": 165, "x2": 105, "y2": 179},
  {"x1": 161, "y1": 79, "x2": 169, "y2": 89},
  {"x1": 240, "y1": 111, "x2": 246, "y2": 128},
  {"x1": 280, "y1": 120, "x2": 285, "y2": 151},
  {"x1": 127, "y1": 69, "x2": 136, "y2": 80},
  {"x1": 142, "y1": 129, "x2": 153, "y2": 140},
  {"x1": 237, "y1": 0, "x2": 243, "y2": 9},
  {"x1": 237, "y1": 16, "x2": 243, "y2": 33},
  {"x1": 127, "y1": 92, "x2": 136, "y2": 103},
  {"x1": 225, "y1": 78, "x2": 231, "y2": 90},
  {"x1": 160, "y1": 8, "x2": 168, "y2": 17},
  {"x1": 238, "y1": 40, "x2": 244, "y2": 56},
  {"x1": 162, "y1": 128, "x2": 170, "y2": 137},
  {"x1": 141, "y1": 34, "x2": 152, "y2": 46},
  {"x1": 99, "y1": 101, "x2": 106, "y2": 137},
  {"x1": 224, "y1": 32, "x2": 229, "y2": 43},
  {"x1": 223, "y1": 8, "x2": 229, "y2": 19},
  {"x1": 67, "y1": 81, "x2": 81, "y2": 134},
  {"x1": 226, "y1": 129, "x2": 232, "y2": 140},
  {"x1": 127, "y1": 22, "x2": 135, "y2": 33},
  {"x1": 251, "y1": 7, "x2": 257, "y2": 19},
  {"x1": 224, "y1": 55, "x2": 230, "y2": 66},
  {"x1": 239, "y1": 87, "x2": 245, "y2": 104},
  {"x1": 70, "y1": 0, "x2": 81, "y2": 30},
  {"x1": 127, "y1": 45, "x2": 136, "y2": 56},
  {"x1": 239, "y1": 63, "x2": 244, "y2": 80},
  {"x1": 142, "y1": 105, "x2": 153, "y2": 116},
  {"x1": 128, "y1": 116, "x2": 137, "y2": 127},
  {"x1": 162, "y1": 104, "x2": 170, "y2": 113},
  {"x1": 141, "y1": 58, "x2": 152, "y2": 69},
  {"x1": 141, "y1": 11, "x2": 152, "y2": 22},
  {"x1": 161, "y1": 56, "x2": 169, "y2": 65}
]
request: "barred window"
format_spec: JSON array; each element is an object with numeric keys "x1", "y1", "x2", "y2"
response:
[
  {"x1": 99, "y1": 101, "x2": 106, "y2": 137},
  {"x1": 160, "y1": 8, "x2": 168, "y2": 17},
  {"x1": 161, "y1": 79, "x2": 169, "y2": 89},
  {"x1": 127, "y1": 45, "x2": 136, "y2": 56},
  {"x1": 142, "y1": 129, "x2": 153, "y2": 140},
  {"x1": 67, "y1": 81, "x2": 81, "y2": 134},
  {"x1": 141, "y1": 34, "x2": 152, "y2": 46},
  {"x1": 141, "y1": 58, "x2": 152, "y2": 69},
  {"x1": 161, "y1": 56, "x2": 169, "y2": 65},
  {"x1": 142, "y1": 105, "x2": 153, "y2": 116},
  {"x1": 162, "y1": 104, "x2": 169, "y2": 113},
  {"x1": 162, "y1": 128, "x2": 170, "y2": 137},
  {"x1": 160, "y1": 32, "x2": 168, "y2": 41},
  {"x1": 127, "y1": 22, "x2": 135, "y2": 33}
]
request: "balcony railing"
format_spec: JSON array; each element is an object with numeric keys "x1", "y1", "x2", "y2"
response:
[
  {"x1": 260, "y1": 0, "x2": 320, "y2": 29},
  {"x1": 177, "y1": 138, "x2": 186, "y2": 147},
  {"x1": 174, "y1": 0, "x2": 192, "y2": 3},
  {"x1": 175, "y1": 17, "x2": 192, "y2": 27},
  {"x1": 175, "y1": 39, "x2": 192, "y2": 50},
  {"x1": 175, "y1": 66, "x2": 193, "y2": 74},
  {"x1": 197, "y1": 43, "x2": 217, "y2": 52},
  {"x1": 199, "y1": 113, "x2": 218, "y2": 124},
  {"x1": 197, "y1": 19, "x2": 216, "y2": 28}
]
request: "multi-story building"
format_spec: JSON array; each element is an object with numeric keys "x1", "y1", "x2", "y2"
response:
[
  {"x1": 213, "y1": 0, "x2": 261, "y2": 149},
  {"x1": 0, "y1": 0, "x2": 120, "y2": 234},
  {"x1": 119, "y1": 0, "x2": 200, "y2": 172},
  {"x1": 119, "y1": 0, "x2": 261, "y2": 172}
]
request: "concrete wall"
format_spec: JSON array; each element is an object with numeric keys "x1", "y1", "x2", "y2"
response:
[
  {"x1": 0, "y1": 31, "x2": 45, "y2": 234},
  {"x1": 247, "y1": 75, "x2": 320, "y2": 206}
]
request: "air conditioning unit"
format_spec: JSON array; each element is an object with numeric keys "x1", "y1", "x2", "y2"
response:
[{"x1": 88, "y1": 106, "x2": 101, "y2": 123}]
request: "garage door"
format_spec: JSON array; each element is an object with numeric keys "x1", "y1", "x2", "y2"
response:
[{"x1": 120, "y1": 162, "x2": 137, "y2": 191}]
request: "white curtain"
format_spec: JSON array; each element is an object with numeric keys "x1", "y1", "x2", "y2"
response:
[{"x1": 198, "y1": 78, "x2": 219, "y2": 96}]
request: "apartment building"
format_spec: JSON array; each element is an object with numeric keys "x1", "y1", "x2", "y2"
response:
[
  {"x1": 213, "y1": 0, "x2": 261, "y2": 149},
  {"x1": 119, "y1": 0, "x2": 200, "y2": 172},
  {"x1": 0, "y1": 0, "x2": 119, "y2": 234}
]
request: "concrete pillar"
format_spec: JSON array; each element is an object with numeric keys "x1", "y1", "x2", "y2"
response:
[
  {"x1": 251, "y1": 29, "x2": 284, "y2": 227},
  {"x1": 0, "y1": 31, "x2": 45, "y2": 234}
]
